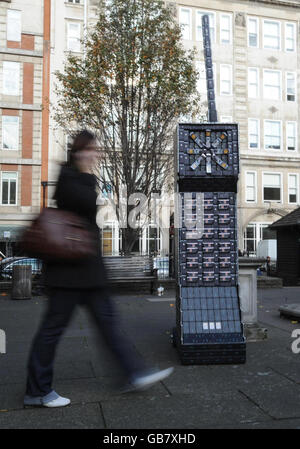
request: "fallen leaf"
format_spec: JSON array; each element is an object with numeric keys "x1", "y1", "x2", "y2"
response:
[{"x1": 170, "y1": 304, "x2": 174, "y2": 307}]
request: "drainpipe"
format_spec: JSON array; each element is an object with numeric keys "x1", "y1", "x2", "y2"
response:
[
  {"x1": 41, "y1": 0, "x2": 51, "y2": 210},
  {"x1": 83, "y1": 0, "x2": 88, "y2": 59}
]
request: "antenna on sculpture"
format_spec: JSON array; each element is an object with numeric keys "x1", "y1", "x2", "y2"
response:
[{"x1": 202, "y1": 15, "x2": 218, "y2": 123}]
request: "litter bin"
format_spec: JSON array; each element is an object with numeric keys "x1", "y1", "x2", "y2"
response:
[{"x1": 11, "y1": 265, "x2": 32, "y2": 300}]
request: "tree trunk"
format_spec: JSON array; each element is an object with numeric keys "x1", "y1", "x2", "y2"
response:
[{"x1": 121, "y1": 227, "x2": 140, "y2": 255}]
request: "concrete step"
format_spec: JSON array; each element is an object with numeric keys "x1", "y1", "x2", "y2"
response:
[{"x1": 257, "y1": 276, "x2": 283, "y2": 289}]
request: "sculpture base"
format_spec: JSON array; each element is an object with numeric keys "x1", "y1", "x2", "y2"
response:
[
  {"x1": 172, "y1": 328, "x2": 246, "y2": 365},
  {"x1": 244, "y1": 323, "x2": 268, "y2": 342}
]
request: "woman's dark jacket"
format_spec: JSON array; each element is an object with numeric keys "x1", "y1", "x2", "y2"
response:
[{"x1": 43, "y1": 164, "x2": 107, "y2": 289}]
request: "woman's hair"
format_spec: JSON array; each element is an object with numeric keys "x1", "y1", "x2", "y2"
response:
[{"x1": 69, "y1": 129, "x2": 95, "y2": 166}]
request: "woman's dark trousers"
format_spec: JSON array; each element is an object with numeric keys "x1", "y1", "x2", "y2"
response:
[{"x1": 26, "y1": 288, "x2": 146, "y2": 397}]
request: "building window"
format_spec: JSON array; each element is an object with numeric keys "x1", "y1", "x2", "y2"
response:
[
  {"x1": 288, "y1": 174, "x2": 298, "y2": 204},
  {"x1": 286, "y1": 122, "x2": 297, "y2": 151},
  {"x1": 68, "y1": 0, "x2": 81, "y2": 3},
  {"x1": 243, "y1": 223, "x2": 275, "y2": 256},
  {"x1": 248, "y1": 17, "x2": 259, "y2": 48},
  {"x1": 286, "y1": 72, "x2": 296, "y2": 102},
  {"x1": 246, "y1": 171, "x2": 257, "y2": 203},
  {"x1": 141, "y1": 224, "x2": 161, "y2": 255},
  {"x1": 285, "y1": 22, "x2": 296, "y2": 52},
  {"x1": 196, "y1": 10, "x2": 216, "y2": 42},
  {"x1": 264, "y1": 120, "x2": 281, "y2": 150},
  {"x1": 220, "y1": 116, "x2": 233, "y2": 123},
  {"x1": 2, "y1": 116, "x2": 19, "y2": 151},
  {"x1": 248, "y1": 68, "x2": 259, "y2": 98},
  {"x1": 179, "y1": 8, "x2": 191, "y2": 40},
  {"x1": 220, "y1": 64, "x2": 232, "y2": 95},
  {"x1": 263, "y1": 70, "x2": 281, "y2": 100},
  {"x1": 263, "y1": 20, "x2": 281, "y2": 50},
  {"x1": 7, "y1": 10, "x2": 21, "y2": 42},
  {"x1": 99, "y1": 165, "x2": 113, "y2": 199},
  {"x1": 67, "y1": 22, "x2": 81, "y2": 52},
  {"x1": 248, "y1": 119, "x2": 260, "y2": 149},
  {"x1": 220, "y1": 14, "x2": 232, "y2": 45},
  {"x1": 263, "y1": 173, "x2": 281, "y2": 202},
  {"x1": 3, "y1": 61, "x2": 20, "y2": 96},
  {"x1": 196, "y1": 61, "x2": 217, "y2": 95},
  {"x1": 1, "y1": 172, "x2": 17, "y2": 205}
]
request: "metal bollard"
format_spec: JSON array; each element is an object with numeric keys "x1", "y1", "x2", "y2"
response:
[{"x1": 11, "y1": 265, "x2": 32, "y2": 300}]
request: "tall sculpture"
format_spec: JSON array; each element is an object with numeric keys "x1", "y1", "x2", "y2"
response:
[{"x1": 173, "y1": 15, "x2": 246, "y2": 364}]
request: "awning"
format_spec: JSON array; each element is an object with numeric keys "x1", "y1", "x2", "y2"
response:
[{"x1": 0, "y1": 225, "x2": 26, "y2": 242}]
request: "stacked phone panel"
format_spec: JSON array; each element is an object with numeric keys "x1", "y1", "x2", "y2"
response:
[{"x1": 173, "y1": 124, "x2": 246, "y2": 365}]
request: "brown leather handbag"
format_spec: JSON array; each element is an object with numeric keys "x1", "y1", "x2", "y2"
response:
[{"x1": 21, "y1": 207, "x2": 97, "y2": 261}]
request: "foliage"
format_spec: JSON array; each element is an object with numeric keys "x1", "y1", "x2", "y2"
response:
[{"x1": 54, "y1": 0, "x2": 201, "y2": 253}]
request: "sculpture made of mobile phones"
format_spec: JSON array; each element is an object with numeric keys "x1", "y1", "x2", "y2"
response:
[{"x1": 172, "y1": 15, "x2": 246, "y2": 364}]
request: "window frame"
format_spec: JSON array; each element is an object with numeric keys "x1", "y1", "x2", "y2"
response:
[
  {"x1": 0, "y1": 171, "x2": 18, "y2": 206},
  {"x1": 67, "y1": 21, "x2": 81, "y2": 52},
  {"x1": 286, "y1": 121, "x2": 297, "y2": 152},
  {"x1": 263, "y1": 69, "x2": 282, "y2": 101},
  {"x1": 263, "y1": 19, "x2": 281, "y2": 51},
  {"x1": 245, "y1": 171, "x2": 257, "y2": 204},
  {"x1": 286, "y1": 71, "x2": 296, "y2": 102},
  {"x1": 247, "y1": 16, "x2": 259, "y2": 48},
  {"x1": 288, "y1": 173, "x2": 299, "y2": 204},
  {"x1": 2, "y1": 115, "x2": 19, "y2": 151},
  {"x1": 196, "y1": 61, "x2": 217, "y2": 95},
  {"x1": 220, "y1": 64, "x2": 232, "y2": 96},
  {"x1": 179, "y1": 7, "x2": 192, "y2": 41},
  {"x1": 248, "y1": 67, "x2": 259, "y2": 98},
  {"x1": 264, "y1": 119, "x2": 282, "y2": 151},
  {"x1": 220, "y1": 116, "x2": 233, "y2": 123},
  {"x1": 195, "y1": 9, "x2": 216, "y2": 43},
  {"x1": 285, "y1": 22, "x2": 296, "y2": 52},
  {"x1": 248, "y1": 118, "x2": 260, "y2": 150},
  {"x1": 220, "y1": 13, "x2": 232, "y2": 45},
  {"x1": 3, "y1": 61, "x2": 20, "y2": 96},
  {"x1": 262, "y1": 172, "x2": 282, "y2": 203},
  {"x1": 7, "y1": 9, "x2": 21, "y2": 42}
]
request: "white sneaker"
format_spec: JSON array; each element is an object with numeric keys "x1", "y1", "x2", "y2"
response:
[
  {"x1": 121, "y1": 367, "x2": 174, "y2": 393},
  {"x1": 24, "y1": 390, "x2": 71, "y2": 408},
  {"x1": 43, "y1": 396, "x2": 71, "y2": 408}
]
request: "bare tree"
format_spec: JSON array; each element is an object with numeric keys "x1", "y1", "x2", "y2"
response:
[{"x1": 53, "y1": 0, "x2": 201, "y2": 254}]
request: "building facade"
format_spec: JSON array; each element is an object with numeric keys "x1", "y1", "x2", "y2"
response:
[
  {"x1": 0, "y1": 0, "x2": 50, "y2": 257},
  {"x1": 176, "y1": 0, "x2": 300, "y2": 255},
  {"x1": 26, "y1": 0, "x2": 300, "y2": 260},
  {"x1": 48, "y1": 0, "x2": 170, "y2": 257}
]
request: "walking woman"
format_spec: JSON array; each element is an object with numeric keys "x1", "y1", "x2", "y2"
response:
[{"x1": 24, "y1": 130, "x2": 173, "y2": 408}]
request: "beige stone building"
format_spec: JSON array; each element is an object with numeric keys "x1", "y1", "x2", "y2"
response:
[
  {"x1": 48, "y1": 0, "x2": 170, "y2": 258},
  {"x1": 0, "y1": 0, "x2": 50, "y2": 257},
  {"x1": 47, "y1": 0, "x2": 300, "y2": 259},
  {"x1": 176, "y1": 0, "x2": 300, "y2": 255}
]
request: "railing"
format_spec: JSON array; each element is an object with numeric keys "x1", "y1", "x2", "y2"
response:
[{"x1": 153, "y1": 256, "x2": 170, "y2": 279}]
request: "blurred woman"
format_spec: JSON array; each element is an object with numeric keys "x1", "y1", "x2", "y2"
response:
[{"x1": 24, "y1": 130, "x2": 173, "y2": 408}]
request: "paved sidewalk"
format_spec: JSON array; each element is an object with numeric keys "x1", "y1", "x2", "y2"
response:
[{"x1": 0, "y1": 287, "x2": 300, "y2": 429}]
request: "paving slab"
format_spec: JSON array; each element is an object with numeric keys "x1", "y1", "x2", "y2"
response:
[
  {"x1": 100, "y1": 392, "x2": 268, "y2": 429},
  {"x1": 0, "y1": 357, "x2": 95, "y2": 385},
  {"x1": 54, "y1": 377, "x2": 168, "y2": 405},
  {"x1": 0, "y1": 403, "x2": 104, "y2": 429},
  {"x1": 1, "y1": 289, "x2": 300, "y2": 428},
  {"x1": 238, "y1": 371, "x2": 300, "y2": 419}
]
